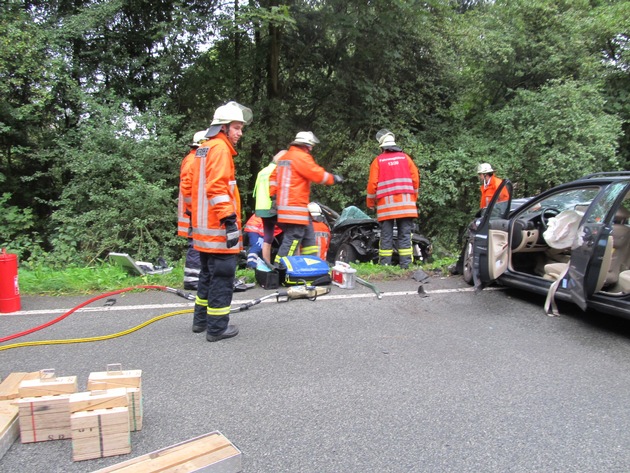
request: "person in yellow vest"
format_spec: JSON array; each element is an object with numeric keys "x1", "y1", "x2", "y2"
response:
[
  {"x1": 366, "y1": 129, "x2": 419, "y2": 269},
  {"x1": 180, "y1": 101, "x2": 252, "y2": 342},
  {"x1": 252, "y1": 149, "x2": 287, "y2": 265},
  {"x1": 177, "y1": 130, "x2": 207, "y2": 290},
  {"x1": 477, "y1": 162, "x2": 509, "y2": 209}
]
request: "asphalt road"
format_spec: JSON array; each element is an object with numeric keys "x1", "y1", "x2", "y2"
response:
[{"x1": 2, "y1": 275, "x2": 630, "y2": 472}]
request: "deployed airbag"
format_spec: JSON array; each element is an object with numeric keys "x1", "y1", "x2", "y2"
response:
[{"x1": 542, "y1": 210, "x2": 583, "y2": 249}]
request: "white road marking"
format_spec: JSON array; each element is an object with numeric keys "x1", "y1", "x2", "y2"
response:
[{"x1": 2, "y1": 286, "x2": 503, "y2": 317}]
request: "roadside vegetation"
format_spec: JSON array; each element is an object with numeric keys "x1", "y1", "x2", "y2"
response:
[
  {"x1": 1, "y1": 0, "x2": 628, "y2": 283},
  {"x1": 19, "y1": 256, "x2": 457, "y2": 296}
]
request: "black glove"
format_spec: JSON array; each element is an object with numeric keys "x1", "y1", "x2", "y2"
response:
[
  {"x1": 221, "y1": 214, "x2": 240, "y2": 248},
  {"x1": 333, "y1": 174, "x2": 345, "y2": 184}
]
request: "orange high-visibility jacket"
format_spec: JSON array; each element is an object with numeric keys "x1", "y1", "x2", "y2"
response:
[
  {"x1": 177, "y1": 149, "x2": 196, "y2": 238},
  {"x1": 244, "y1": 214, "x2": 282, "y2": 238},
  {"x1": 181, "y1": 133, "x2": 242, "y2": 254},
  {"x1": 269, "y1": 145, "x2": 335, "y2": 225},
  {"x1": 312, "y1": 220, "x2": 331, "y2": 260},
  {"x1": 480, "y1": 175, "x2": 509, "y2": 209},
  {"x1": 366, "y1": 151, "x2": 419, "y2": 222}
]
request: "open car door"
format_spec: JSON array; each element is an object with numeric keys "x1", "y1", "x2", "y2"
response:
[
  {"x1": 472, "y1": 179, "x2": 513, "y2": 290},
  {"x1": 566, "y1": 182, "x2": 630, "y2": 310}
]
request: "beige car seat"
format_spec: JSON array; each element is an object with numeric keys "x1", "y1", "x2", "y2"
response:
[
  {"x1": 544, "y1": 206, "x2": 630, "y2": 288},
  {"x1": 605, "y1": 206, "x2": 630, "y2": 286},
  {"x1": 618, "y1": 271, "x2": 630, "y2": 293}
]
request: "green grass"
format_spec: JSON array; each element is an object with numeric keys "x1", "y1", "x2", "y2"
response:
[
  {"x1": 19, "y1": 263, "x2": 188, "y2": 296},
  {"x1": 18, "y1": 257, "x2": 458, "y2": 296}
]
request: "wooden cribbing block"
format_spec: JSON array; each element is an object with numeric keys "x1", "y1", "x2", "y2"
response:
[
  {"x1": 87, "y1": 366, "x2": 142, "y2": 390},
  {"x1": 15, "y1": 394, "x2": 72, "y2": 443},
  {"x1": 19, "y1": 374, "x2": 78, "y2": 397},
  {"x1": 126, "y1": 388, "x2": 143, "y2": 432},
  {"x1": 69, "y1": 388, "x2": 128, "y2": 414},
  {"x1": 0, "y1": 372, "x2": 39, "y2": 400},
  {"x1": 88, "y1": 365, "x2": 143, "y2": 432},
  {"x1": 92, "y1": 431, "x2": 242, "y2": 473},
  {"x1": 0, "y1": 400, "x2": 19, "y2": 460},
  {"x1": 71, "y1": 406, "x2": 131, "y2": 461}
]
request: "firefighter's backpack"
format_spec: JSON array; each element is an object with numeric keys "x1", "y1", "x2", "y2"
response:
[{"x1": 278, "y1": 255, "x2": 331, "y2": 286}]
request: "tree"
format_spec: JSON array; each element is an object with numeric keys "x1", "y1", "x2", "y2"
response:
[{"x1": 490, "y1": 80, "x2": 622, "y2": 196}]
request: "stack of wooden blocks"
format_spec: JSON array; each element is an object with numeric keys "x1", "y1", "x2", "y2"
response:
[
  {"x1": 1, "y1": 367, "x2": 242, "y2": 472},
  {"x1": 87, "y1": 364, "x2": 143, "y2": 433},
  {"x1": 15, "y1": 369, "x2": 78, "y2": 443},
  {"x1": 7, "y1": 365, "x2": 143, "y2": 462},
  {"x1": 0, "y1": 371, "x2": 39, "y2": 460},
  {"x1": 69, "y1": 387, "x2": 132, "y2": 461}
]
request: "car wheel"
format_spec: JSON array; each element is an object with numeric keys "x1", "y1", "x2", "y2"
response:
[
  {"x1": 462, "y1": 239, "x2": 474, "y2": 285},
  {"x1": 336, "y1": 243, "x2": 358, "y2": 263}
]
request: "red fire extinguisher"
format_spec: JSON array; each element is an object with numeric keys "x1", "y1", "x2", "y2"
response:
[{"x1": 0, "y1": 248, "x2": 21, "y2": 313}]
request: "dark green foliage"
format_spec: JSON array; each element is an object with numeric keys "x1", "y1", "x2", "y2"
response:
[{"x1": 46, "y1": 96, "x2": 185, "y2": 266}]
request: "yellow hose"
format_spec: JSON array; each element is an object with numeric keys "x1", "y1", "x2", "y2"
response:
[{"x1": 0, "y1": 308, "x2": 193, "y2": 352}]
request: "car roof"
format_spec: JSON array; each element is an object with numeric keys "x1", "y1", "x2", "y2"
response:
[
  {"x1": 507, "y1": 172, "x2": 630, "y2": 214},
  {"x1": 574, "y1": 171, "x2": 630, "y2": 183}
]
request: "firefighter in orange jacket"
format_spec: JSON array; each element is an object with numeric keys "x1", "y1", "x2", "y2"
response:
[
  {"x1": 308, "y1": 202, "x2": 331, "y2": 260},
  {"x1": 366, "y1": 129, "x2": 419, "y2": 269},
  {"x1": 243, "y1": 214, "x2": 282, "y2": 268},
  {"x1": 181, "y1": 101, "x2": 252, "y2": 342},
  {"x1": 477, "y1": 162, "x2": 509, "y2": 209},
  {"x1": 269, "y1": 131, "x2": 343, "y2": 262},
  {"x1": 177, "y1": 130, "x2": 207, "y2": 290}
]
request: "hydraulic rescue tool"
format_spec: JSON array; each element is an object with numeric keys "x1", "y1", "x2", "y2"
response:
[
  {"x1": 232, "y1": 284, "x2": 330, "y2": 312},
  {"x1": 355, "y1": 276, "x2": 382, "y2": 299}
]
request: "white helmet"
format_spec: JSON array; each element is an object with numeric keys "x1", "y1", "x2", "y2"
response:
[
  {"x1": 375, "y1": 128, "x2": 399, "y2": 149},
  {"x1": 206, "y1": 101, "x2": 253, "y2": 138},
  {"x1": 191, "y1": 130, "x2": 207, "y2": 147},
  {"x1": 477, "y1": 163, "x2": 494, "y2": 174},
  {"x1": 291, "y1": 131, "x2": 320, "y2": 147},
  {"x1": 308, "y1": 202, "x2": 322, "y2": 218},
  {"x1": 379, "y1": 134, "x2": 397, "y2": 148}
]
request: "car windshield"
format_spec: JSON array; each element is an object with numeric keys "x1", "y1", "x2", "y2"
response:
[
  {"x1": 333, "y1": 205, "x2": 376, "y2": 229},
  {"x1": 517, "y1": 187, "x2": 601, "y2": 219}
]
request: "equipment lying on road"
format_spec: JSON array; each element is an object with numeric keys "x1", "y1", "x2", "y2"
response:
[
  {"x1": 0, "y1": 281, "x2": 331, "y2": 351},
  {"x1": 355, "y1": 276, "x2": 383, "y2": 299},
  {"x1": 232, "y1": 284, "x2": 331, "y2": 312},
  {"x1": 0, "y1": 285, "x2": 195, "y2": 346},
  {"x1": 92, "y1": 431, "x2": 241, "y2": 472},
  {"x1": 255, "y1": 255, "x2": 331, "y2": 289},
  {"x1": 108, "y1": 253, "x2": 173, "y2": 276}
]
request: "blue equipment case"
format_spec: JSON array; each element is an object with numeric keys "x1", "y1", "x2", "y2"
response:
[{"x1": 278, "y1": 255, "x2": 331, "y2": 286}]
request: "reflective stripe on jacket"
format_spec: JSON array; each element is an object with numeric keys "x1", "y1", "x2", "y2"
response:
[
  {"x1": 244, "y1": 214, "x2": 264, "y2": 236},
  {"x1": 184, "y1": 133, "x2": 242, "y2": 254},
  {"x1": 177, "y1": 149, "x2": 196, "y2": 238},
  {"x1": 366, "y1": 151, "x2": 419, "y2": 222},
  {"x1": 312, "y1": 220, "x2": 330, "y2": 260},
  {"x1": 373, "y1": 153, "x2": 416, "y2": 199},
  {"x1": 269, "y1": 145, "x2": 335, "y2": 226}
]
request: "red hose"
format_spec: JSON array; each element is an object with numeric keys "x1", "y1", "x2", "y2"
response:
[{"x1": 0, "y1": 285, "x2": 167, "y2": 344}]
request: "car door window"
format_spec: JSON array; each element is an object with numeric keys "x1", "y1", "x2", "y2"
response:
[{"x1": 587, "y1": 182, "x2": 629, "y2": 224}]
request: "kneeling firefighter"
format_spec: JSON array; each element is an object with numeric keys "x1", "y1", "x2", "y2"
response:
[{"x1": 308, "y1": 202, "x2": 331, "y2": 261}]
